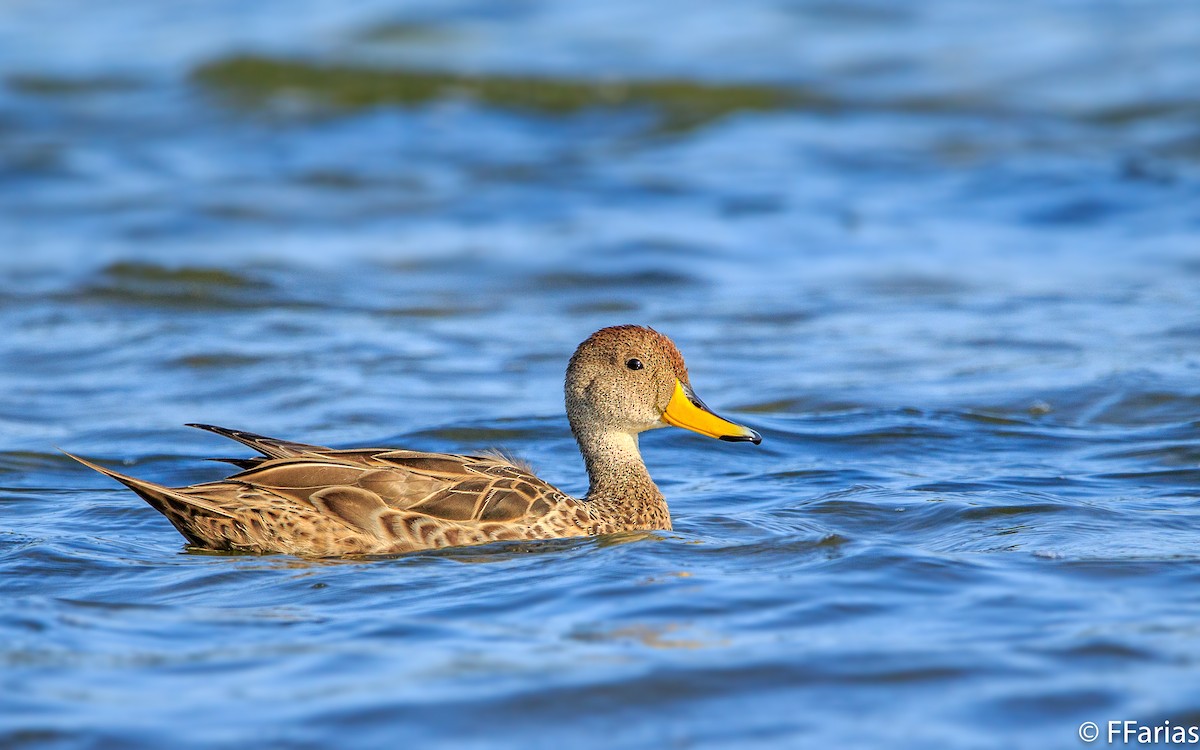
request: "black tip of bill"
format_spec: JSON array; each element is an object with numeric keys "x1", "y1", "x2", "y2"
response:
[{"x1": 720, "y1": 430, "x2": 763, "y2": 445}]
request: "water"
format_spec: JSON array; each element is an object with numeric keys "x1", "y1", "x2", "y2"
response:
[{"x1": 2, "y1": 1, "x2": 1200, "y2": 747}]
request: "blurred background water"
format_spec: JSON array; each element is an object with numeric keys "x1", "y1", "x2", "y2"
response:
[{"x1": 2, "y1": 1, "x2": 1200, "y2": 748}]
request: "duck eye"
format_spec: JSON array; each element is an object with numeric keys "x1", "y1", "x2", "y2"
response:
[{"x1": 626, "y1": 358, "x2": 644, "y2": 371}]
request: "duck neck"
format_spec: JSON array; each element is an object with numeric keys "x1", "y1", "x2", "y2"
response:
[{"x1": 574, "y1": 427, "x2": 671, "y2": 532}]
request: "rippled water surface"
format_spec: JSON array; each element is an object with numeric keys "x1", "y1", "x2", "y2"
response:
[{"x1": 3, "y1": 1, "x2": 1200, "y2": 748}]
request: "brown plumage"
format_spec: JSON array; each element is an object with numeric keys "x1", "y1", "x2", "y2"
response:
[{"x1": 66, "y1": 326, "x2": 761, "y2": 557}]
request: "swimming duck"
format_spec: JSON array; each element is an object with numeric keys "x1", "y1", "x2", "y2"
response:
[{"x1": 67, "y1": 325, "x2": 761, "y2": 556}]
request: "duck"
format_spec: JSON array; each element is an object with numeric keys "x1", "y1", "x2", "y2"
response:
[{"x1": 66, "y1": 325, "x2": 761, "y2": 557}]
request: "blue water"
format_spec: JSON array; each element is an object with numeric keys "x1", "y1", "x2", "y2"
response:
[{"x1": 2, "y1": 1, "x2": 1200, "y2": 748}]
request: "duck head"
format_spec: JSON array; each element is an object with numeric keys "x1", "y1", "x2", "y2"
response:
[{"x1": 564, "y1": 325, "x2": 761, "y2": 444}]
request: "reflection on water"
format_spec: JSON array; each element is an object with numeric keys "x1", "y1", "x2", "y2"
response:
[{"x1": 2, "y1": 0, "x2": 1200, "y2": 748}]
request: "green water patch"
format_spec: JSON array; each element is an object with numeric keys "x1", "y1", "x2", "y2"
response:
[
  {"x1": 190, "y1": 55, "x2": 823, "y2": 129},
  {"x1": 530, "y1": 269, "x2": 701, "y2": 291},
  {"x1": 167, "y1": 353, "x2": 269, "y2": 370},
  {"x1": 375, "y1": 304, "x2": 494, "y2": 319},
  {"x1": 101, "y1": 262, "x2": 260, "y2": 288},
  {"x1": 72, "y1": 262, "x2": 282, "y2": 310},
  {"x1": 189, "y1": 55, "x2": 1200, "y2": 144},
  {"x1": 565, "y1": 300, "x2": 641, "y2": 315}
]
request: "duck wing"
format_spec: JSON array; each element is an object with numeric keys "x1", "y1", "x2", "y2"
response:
[
  {"x1": 217, "y1": 449, "x2": 590, "y2": 554},
  {"x1": 69, "y1": 429, "x2": 592, "y2": 556},
  {"x1": 227, "y1": 448, "x2": 573, "y2": 522},
  {"x1": 185, "y1": 423, "x2": 330, "y2": 467}
]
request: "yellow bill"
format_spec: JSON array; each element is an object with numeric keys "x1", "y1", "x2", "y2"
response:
[{"x1": 662, "y1": 380, "x2": 762, "y2": 444}]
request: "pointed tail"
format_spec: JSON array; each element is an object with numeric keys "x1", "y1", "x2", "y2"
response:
[{"x1": 62, "y1": 451, "x2": 235, "y2": 520}]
